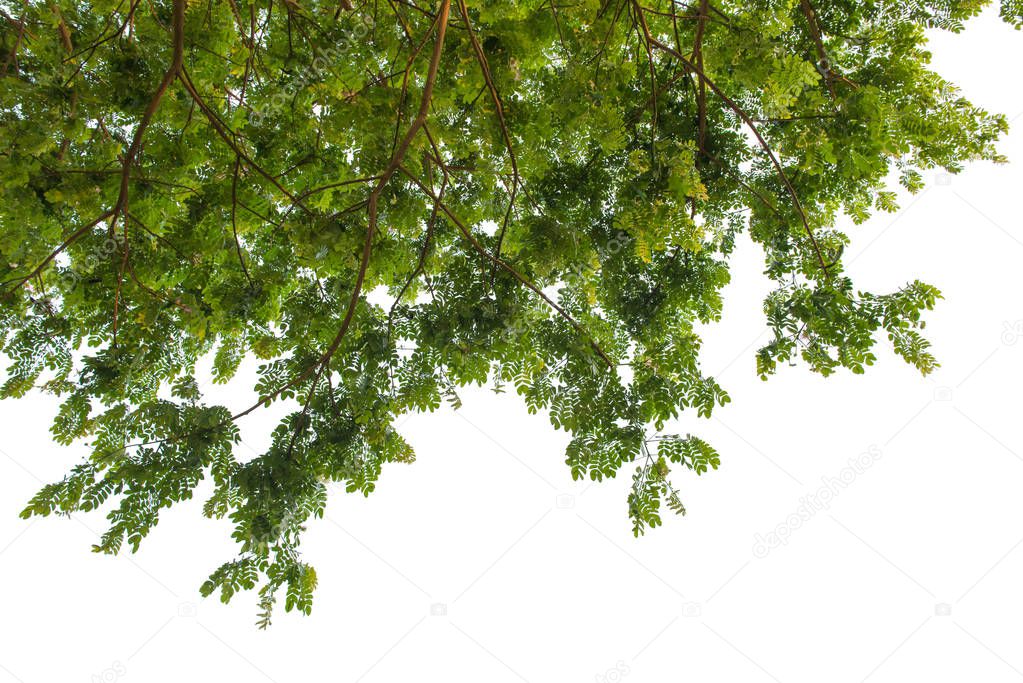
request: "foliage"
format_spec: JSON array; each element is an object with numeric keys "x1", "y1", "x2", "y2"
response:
[{"x1": 0, "y1": 0, "x2": 1014, "y2": 623}]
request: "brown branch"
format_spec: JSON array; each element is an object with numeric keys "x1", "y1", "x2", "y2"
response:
[
  {"x1": 0, "y1": 211, "x2": 114, "y2": 292},
  {"x1": 230, "y1": 158, "x2": 255, "y2": 289},
  {"x1": 388, "y1": 167, "x2": 445, "y2": 329},
  {"x1": 179, "y1": 68, "x2": 309, "y2": 212},
  {"x1": 386, "y1": 160, "x2": 447, "y2": 395},
  {"x1": 1, "y1": 5, "x2": 29, "y2": 77},
  {"x1": 35, "y1": 166, "x2": 199, "y2": 195},
  {"x1": 391, "y1": 0, "x2": 436, "y2": 21},
  {"x1": 62, "y1": 0, "x2": 143, "y2": 86},
  {"x1": 698, "y1": 149, "x2": 782, "y2": 219},
  {"x1": 388, "y1": 2, "x2": 441, "y2": 156},
  {"x1": 225, "y1": 0, "x2": 247, "y2": 40},
  {"x1": 399, "y1": 165, "x2": 616, "y2": 371},
  {"x1": 633, "y1": 3, "x2": 831, "y2": 278},
  {"x1": 295, "y1": 175, "x2": 381, "y2": 203},
  {"x1": 334, "y1": 0, "x2": 354, "y2": 19},
  {"x1": 110, "y1": 0, "x2": 186, "y2": 343},
  {"x1": 693, "y1": 0, "x2": 708, "y2": 157},
  {"x1": 50, "y1": 4, "x2": 78, "y2": 160},
  {"x1": 227, "y1": 21, "x2": 258, "y2": 293},
  {"x1": 386, "y1": 173, "x2": 443, "y2": 327},
  {"x1": 112, "y1": 0, "x2": 185, "y2": 217},
  {"x1": 455, "y1": 0, "x2": 520, "y2": 277},
  {"x1": 549, "y1": 0, "x2": 568, "y2": 52},
  {"x1": 112, "y1": 223, "x2": 129, "y2": 344},
  {"x1": 126, "y1": 211, "x2": 193, "y2": 264},
  {"x1": 799, "y1": 0, "x2": 835, "y2": 100},
  {"x1": 631, "y1": 0, "x2": 659, "y2": 154},
  {"x1": 231, "y1": 0, "x2": 453, "y2": 421}
]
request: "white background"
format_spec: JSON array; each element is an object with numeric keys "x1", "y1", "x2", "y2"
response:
[{"x1": 2, "y1": 8, "x2": 1023, "y2": 682}]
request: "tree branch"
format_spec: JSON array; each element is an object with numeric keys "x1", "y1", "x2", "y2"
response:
[
  {"x1": 399, "y1": 165, "x2": 616, "y2": 371},
  {"x1": 633, "y1": 3, "x2": 831, "y2": 278},
  {"x1": 455, "y1": 0, "x2": 520, "y2": 274},
  {"x1": 231, "y1": 0, "x2": 452, "y2": 421}
]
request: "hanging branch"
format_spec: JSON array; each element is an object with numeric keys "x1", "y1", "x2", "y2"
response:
[
  {"x1": 230, "y1": 158, "x2": 255, "y2": 290},
  {"x1": 231, "y1": 0, "x2": 453, "y2": 421},
  {"x1": 399, "y1": 165, "x2": 617, "y2": 371},
  {"x1": 0, "y1": 211, "x2": 114, "y2": 292},
  {"x1": 110, "y1": 0, "x2": 186, "y2": 344},
  {"x1": 1, "y1": 6, "x2": 30, "y2": 76},
  {"x1": 693, "y1": 0, "x2": 708, "y2": 158},
  {"x1": 633, "y1": 2, "x2": 832, "y2": 278},
  {"x1": 455, "y1": 0, "x2": 521, "y2": 277},
  {"x1": 180, "y1": 69, "x2": 309, "y2": 212},
  {"x1": 799, "y1": 0, "x2": 835, "y2": 99},
  {"x1": 386, "y1": 155, "x2": 447, "y2": 396},
  {"x1": 2, "y1": 0, "x2": 186, "y2": 296}
]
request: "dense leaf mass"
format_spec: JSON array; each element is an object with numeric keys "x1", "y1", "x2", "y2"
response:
[{"x1": 0, "y1": 0, "x2": 1015, "y2": 622}]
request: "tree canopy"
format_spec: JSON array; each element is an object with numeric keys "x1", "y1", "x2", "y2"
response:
[{"x1": 0, "y1": 0, "x2": 1017, "y2": 624}]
